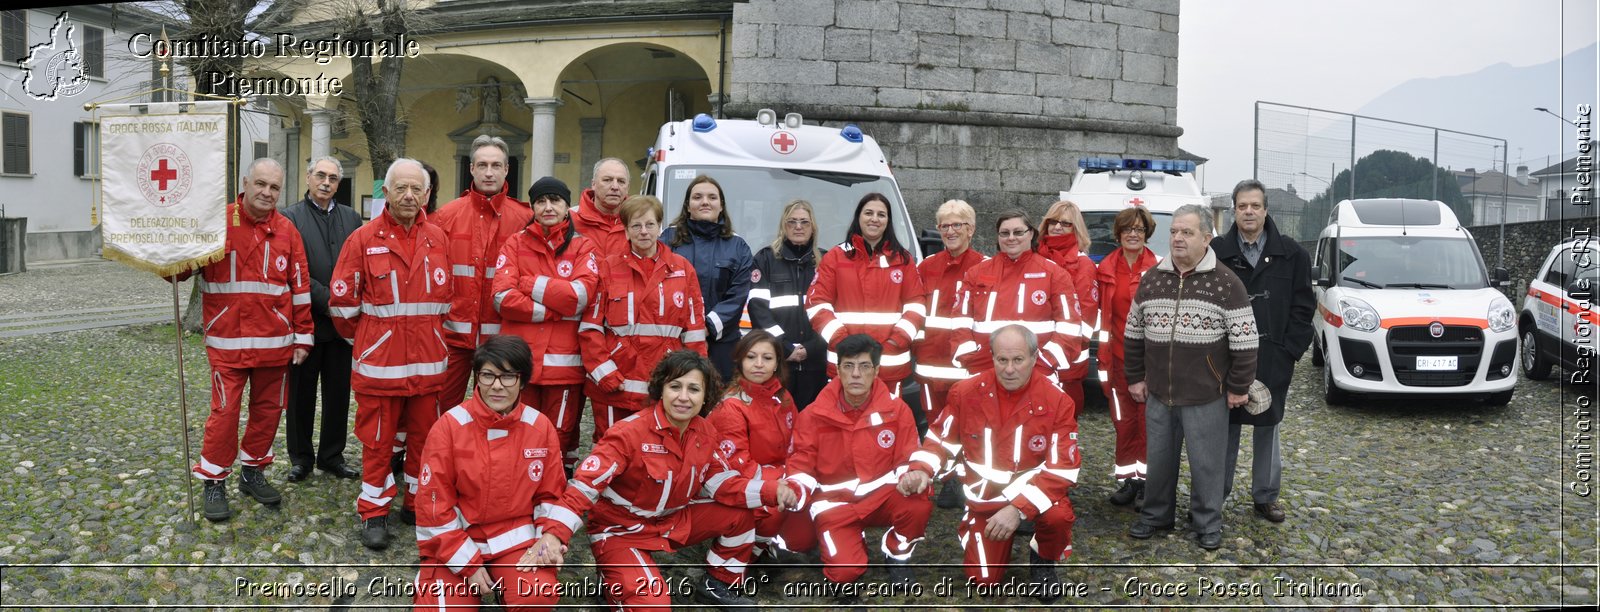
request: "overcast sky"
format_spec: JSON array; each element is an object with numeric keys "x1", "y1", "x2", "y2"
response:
[{"x1": 1177, "y1": 0, "x2": 1598, "y2": 194}]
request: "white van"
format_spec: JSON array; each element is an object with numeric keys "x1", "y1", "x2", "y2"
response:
[
  {"x1": 1520, "y1": 237, "x2": 1599, "y2": 382},
  {"x1": 641, "y1": 110, "x2": 931, "y2": 259},
  {"x1": 1310, "y1": 198, "x2": 1517, "y2": 404},
  {"x1": 1060, "y1": 157, "x2": 1204, "y2": 264}
]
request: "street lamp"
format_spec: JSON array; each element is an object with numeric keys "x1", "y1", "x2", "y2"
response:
[{"x1": 1534, "y1": 107, "x2": 1580, "y2": 127}]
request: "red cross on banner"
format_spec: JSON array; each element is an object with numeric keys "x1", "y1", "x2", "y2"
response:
[{"x1": 150, "y1": 158, "x2": 178, "y2": 191}]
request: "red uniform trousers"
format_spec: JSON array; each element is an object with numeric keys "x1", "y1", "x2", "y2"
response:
[
  {"x1": 1059, "y1": 371, "x2": 1085, "y2": 420},
  {"x1": 811, "y1": 487, "x2": 933, "y2": 584},
  {"x1": 193, "y1": 365, "x2": 289, "y2": 480},
  {"x1": 413, "y1": 550, "x2": 561, "y2": 611},
  {"x1": 1098, "y1": 350, "x2": 1147, "y2": 481},
  {"x1": 918, "y1": 381, "x2": 955, "y2": 431},
  {"x1": 437, "y1": 346, "x2": 476, "y2": 412},
  {"x1": 957, "y1": 503, "x2": 1074, "y2": 585},
  {"x1": 517, "y1": 384, "x2": 584, "y2": 472},
  {"x1": 593, "y1": 503, "x2": 756, "y2": 610},
  {"x1": 769, "y1": 502, "x2": 819, "y2": 554},
  {"x1": 589, "y1": 400, "x2": 639, "y2": 443},
  {"x1": 355, "y1": 392, "x2": 440, "y2": 520}
]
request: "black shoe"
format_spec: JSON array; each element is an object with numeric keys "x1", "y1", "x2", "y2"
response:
[
  {"x1": 1197, "y1": 531, "x2": 1222, "y2": 550},
  {"x1": 389, "y1": 450, "x2": 405, "y2": 480},
  {"x1": 756, "y1": 546, "x2": 810, "y2": 567},
  {"x1": 202, "y1": 480, "x2": 231, "y2": 522},
  {"x1": 360, "y1": 516, "x2": 390, "y2": 550},
  {"x1": 692, "y1": 575, "x2": 755, "y2": 607},
  {"x1": 1254, "y1": 501, "x2": 1286, "y2": 523},
  {"x1": 238, "y1": 466, "x2": 282, "y2": 505},
  {"x1": 285, "y1": 463, "x2": 313, "y2": 483},
  {"x1": 397, "y1": 507, "x2": 416, "y2": 526},
  {"x1": 1029, "y1": 550, "x2": 1063, "y2": 604},
  {"x1": 319, "y1": 462, "x2": 361, "y2": 480},
  {"x1": 885, "y1": 557, "x2": 917, "y2": 587},
  {"x1": 1109, "y1": 478, "x2": 1144, "y2": 506},
  {"x1": 1127, "y1": 521, "x2": 1174, "y2": 539},
  {"x1": 935, "y1": 478, "x2": 965, "y2": 509}
]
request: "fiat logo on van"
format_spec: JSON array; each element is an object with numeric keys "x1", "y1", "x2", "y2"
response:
[{"x1": 1429, "y1": 322, "x2": 1444, "y2": 338}]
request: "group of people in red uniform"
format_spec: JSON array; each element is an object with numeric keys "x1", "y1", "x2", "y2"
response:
[{"x1": 183, "y1": 140, "x2": 1167, "y2": 610}]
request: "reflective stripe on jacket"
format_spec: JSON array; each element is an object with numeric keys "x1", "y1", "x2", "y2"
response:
[
  {"x1": 329, "y1": 210, "x2": 453, "y2": 396},
  {"x1": 433, "y1": 187, "x2": 532, "y2": 348},
  {"x1": 491, "y1": 221, "x2": 600, "y2": 385},
  {"x1": 189, "y1": 200, "x2": 314, "y2": 368}
]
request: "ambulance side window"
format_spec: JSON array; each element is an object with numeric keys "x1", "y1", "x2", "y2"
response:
[
  {"x1": 1544, "y1": 252, "x2": 1572, "y2": 287},
  {"x1": 643, "y1": 171, "x2": 657, "y2": 199}
]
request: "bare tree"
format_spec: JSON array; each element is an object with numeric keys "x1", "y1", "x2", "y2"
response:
[{"x1": 338, "y1": 0, "x2": 412, "y2": 178}]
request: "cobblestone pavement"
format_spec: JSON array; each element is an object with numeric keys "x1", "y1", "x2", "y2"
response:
[{"x1": 0, "y1": 262, "x2": 1596, "y2": 608}]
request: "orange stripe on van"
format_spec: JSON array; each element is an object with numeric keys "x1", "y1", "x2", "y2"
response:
[{"x1": 1378, "y1": 317, "x2": 1488, "y2": 329}]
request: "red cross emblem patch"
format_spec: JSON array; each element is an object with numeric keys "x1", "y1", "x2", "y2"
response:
[
  {"x1": 771, "y1": 131, "x2": 797, "y2": 155},
  {"x1": 419, "y1": 464, "x2": 433, "y2": 486},
  {"x1": 275, "y1": 255, "x2": 288, "y2": 272},
  {"x1": 719, "y1": 439, "x2": 736, "y2": 457},
  {"x1": 558, "y1": 260, "x2": 574, "y2": 277},
  {"x1": 496, "y1": 254, "x2": 507, "y2": 270},
  {"x1": 890, "y1": 269, "x2": 903, "y2": 284},
  {"x1": 581, "y1": 456, "x2": 601, "y2": 472},
  {"x1": 673, "y1": 291, "x2": 685, "y2": 308},
  {"x1": 1029, "y1": 434, "x2": 1047, "y2": 452},
  {"x1": 877, "y1": 429, "x2": 895, "y2": 448},
  {"x1": 528, "y1": 461, "x2": 544, "y2": 482},
  {"x1": 332, "y1": 280, "x2": 348, "y2": 296},
  {"x1": 751, "y1": 268, "x2": 762, "y2": 283},
  {"x1": 433, "y1": 267, "x2": 447, "y2": 286},
  {"x1": 1032, "y1": 289, "x2": 1047, "y2": 306}
]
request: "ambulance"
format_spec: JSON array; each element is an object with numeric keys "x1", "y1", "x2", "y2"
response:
[
  {"x1": 1520, "y1": 237, "x2": 1600, "y2": 382},
  {"x1": 1060, "y1": 157, "x2": 1202, "y2": 384},
  {"x1": 1310, "y1": 198, "x2": 1517, "y2": 405},
  {"x1": 641, "y1": 110, "x2": 929, "y2": 261}
]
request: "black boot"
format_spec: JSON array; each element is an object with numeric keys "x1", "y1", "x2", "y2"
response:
[
  {"x1": 202, "y1": 480, "x2": 231, "y2": 522},
  {"x1": 360, "y1": 515, "x2": 390, "y2": 551},
  {"x1": 885, "y1": 557, "x2": 917, "y2": 587},
  {"x1": 692, "y1": 575, "x2": 754, "y2": 607},
  {"x1": 1029, "y1": 550, "x2": 1063, "y2": 604},
  {"x1": 238, "y1": 466, "x2": 282, "y2": 505},
  {"x1": 1109, "y1": 478, "x2": 1144, "y2": 506},
  {"x1": 935, "y1": 478, "x2": 965, "y2": 509}
]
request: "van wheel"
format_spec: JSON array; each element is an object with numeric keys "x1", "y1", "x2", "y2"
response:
[
  {"x1": 1484, "y1": 389, "x2": 1514, "y2": 406},
  {"x1": 1310, "y1": 334, "x2": 1325, "y2": 367},
  {"x1": 1323, "y1": 360, "x2": 1351, "y2": 405},
  {"x1": 1520, "y1": 327, "x2": 1552, "y2": 381}
]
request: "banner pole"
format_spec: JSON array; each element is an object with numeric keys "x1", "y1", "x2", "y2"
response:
[{"x1": 173, "y1": 279, "x2": 197, "y2": 523}]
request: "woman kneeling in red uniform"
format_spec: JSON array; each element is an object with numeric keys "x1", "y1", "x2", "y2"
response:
[
  {"x1": 526, "y1": 350, "x2": 800, "y2": 609},
  {"x1": 412, "y1": 335, "x2": 566, "y2": 611}
]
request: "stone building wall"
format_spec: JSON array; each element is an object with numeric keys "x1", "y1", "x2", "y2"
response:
[{"x1": 725, "y1": 0, "x2": 1183, "y2": 243}]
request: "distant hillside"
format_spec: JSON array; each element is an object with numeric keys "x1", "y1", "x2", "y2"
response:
[{"x1": 1354, "y1": 43, "x2": 1596, "y2": 171}]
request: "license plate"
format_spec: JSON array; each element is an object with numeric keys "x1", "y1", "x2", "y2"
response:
[{"x1": 1415, "y1": 356, "x2": 1457, "y2": 371}]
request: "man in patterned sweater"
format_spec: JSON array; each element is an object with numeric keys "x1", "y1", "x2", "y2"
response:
[{"x1": 1122, "y1": 204, "x2": 1258, "y2": 551}]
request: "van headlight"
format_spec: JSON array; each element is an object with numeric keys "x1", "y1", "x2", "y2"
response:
[
  {"x1": 1339, "y1": 297, "x2": 1380, "y2": 332},
  {"x1": 1488, "y1": 299, "x2": 1514, "y2": 333}
]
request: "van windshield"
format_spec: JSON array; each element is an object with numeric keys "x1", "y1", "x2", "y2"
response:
[
  {"x1": 1334, "y1": 236, "x2": 1488, "y2": 289},
  {"x1": 660, "y1": 166, "x2": 918, "y2": 257},
  {"x1": 1083, "y1": 211, "x2": 1173, "y2": 263}
]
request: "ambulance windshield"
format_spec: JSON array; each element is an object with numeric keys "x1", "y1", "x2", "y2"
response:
[
  {"x1": 661, "y1": 166, "x2": 918, "y2": 257},
  {"x1": 1083, "y1": 211, "x2": 1173, "y2": 263},
  {"x1": 1334, "y1": 236, "x2": 1488, "y2": 289}
]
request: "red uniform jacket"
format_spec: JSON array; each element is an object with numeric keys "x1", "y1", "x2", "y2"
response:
[
  {"x1": 708, "y1": 378, "x2": 798, "y2": 482},
  {"x1": 910, "y1": 371, "x2": 1080, "y2": 519},
  {"x1": 433, "y1": 187, "x2": 532, "y2": 349},
  {"x1": 784, "y1": 378, "x2": 920, "y2": 517},
  {"x1": 490, "y1": 221, "x2": 600, "y2": 386},
  {"x1": 184, "y1": 200, "x2": 314, "y2": 368},
  {"x1": 1094, "y1": 247, "x2": 1160, "y2": 363},
  {"x1": 328, "y1": 210, "x2": 453, "y2": 396},
  {"x1": 415, "y1": 396, "x2": 566, "y2": 576},
  {"x1": 806, "y1": 237, "x2": 927, "y2": 383},
  {"x1": 538, "y1": 404, "x2": 783, "y2": 551},
  {"x1": 913, "y1": 247, "x2": 987, "y2": 388},
  {"x1": 1038, "y1": 234, "x2": 1099, "y2": 380},
  {"x1": 951, "y1": 250, "x2": 1082, "y2": 373},
  {"x1": 579, "y1": 245, "x2": 709, "y2": 410},
  {"x1": 572, "y1": 189, "x2": 629, "y2": 255}
]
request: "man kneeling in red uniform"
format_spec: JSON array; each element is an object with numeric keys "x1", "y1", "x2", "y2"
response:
[
  {"x1": 785, "y1": 334, "x2": 933, "y2": 594},
  {"x1": 900, "y1": 324, "x2": 1080, "y2": 602}
]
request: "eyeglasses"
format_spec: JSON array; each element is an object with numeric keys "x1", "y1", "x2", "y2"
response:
[
  {"x1": 1044, "y1": 219, "x2": 1074, "y2": 229},
  {"x1": 476, "y1": 371, "x2": 521, "y2": 387},
  {"x1": 785, "y1": 218, "x2": 812, "y2": 228},
  {"x1": 627, "y1": 221, "x2": 660, "y2": 233},
  {"x1": 997, "y1": 229, "x2": 1032, "y2": 239},
  {"x1": 838, "y1": 361, "x2": 877, "y2": 374},
  {"x1": 937, "y1": 222, "x2": 971, "y2": 232},
  {"x1": 1120, "y1": 227, "x2": 1149, "y2": 235},
  {"x1": 388, "y1": 185, "x2": 427, "y2": 197},
  {"x1": 311, "y1": 171, "x2": 341, "y2": 183}
]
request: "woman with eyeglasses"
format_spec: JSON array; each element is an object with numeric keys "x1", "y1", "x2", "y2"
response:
[
  {"x1": 411, "y1": 336, "x2": 566, "y2": 611},
  {"x1": 951, "y1": 210, "x2": 1082, "y2": 384},
  {"x1": 1095, "y1": 206, "x2": 1160, "y2": 508},
  {"x1": 807, "y1": 193, "x2": 927, "y2": 395},
  {"x1": 578, "y1": 195, "x2": 710, "y2": 442},
  {"x1": 707, "y1": 330, "x2": 812, "y2": 564},
  {"x1": 490, "y1": 177, "x2": 600, "y2": 478},
  {"x1": 914, "y1": 201, "x2": 987, "y2": 426},
  {"x1": 661, "y1": 175, "x2": 755, "y2": 381},
  {"x1": 526, "y1": 350, "x2": 800, "y2": 609},
  {"x1": 1037, "y1": 200, "x2": 1099, "y2": 414},
  {"x1": 747, "y1": 200, "x2": 828, "y2": 409}
]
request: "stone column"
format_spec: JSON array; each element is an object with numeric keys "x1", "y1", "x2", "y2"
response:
[
  {"x1": 525, "y1": 97, "x2": 563, "y2": 180},
  {"x1": 308, "y1": 108, "x2": 332, "y2": 161}
]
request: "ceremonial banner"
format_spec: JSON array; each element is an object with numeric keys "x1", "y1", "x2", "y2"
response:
[{"x1": 99, "y1": 101, "x2": 230, "y2": 276}]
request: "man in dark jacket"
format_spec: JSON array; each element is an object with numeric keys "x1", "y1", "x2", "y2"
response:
[
  {"x1": 1209, "y1": 180, "x2": 1314, "y2": 524},
  {"x1": 279, "y1": 157, "x2": 363, "y2": 482}
]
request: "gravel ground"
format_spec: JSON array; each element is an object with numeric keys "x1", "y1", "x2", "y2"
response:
[{"x1": 0, "y1": 262, "x2": 1596, "y2": 609}]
